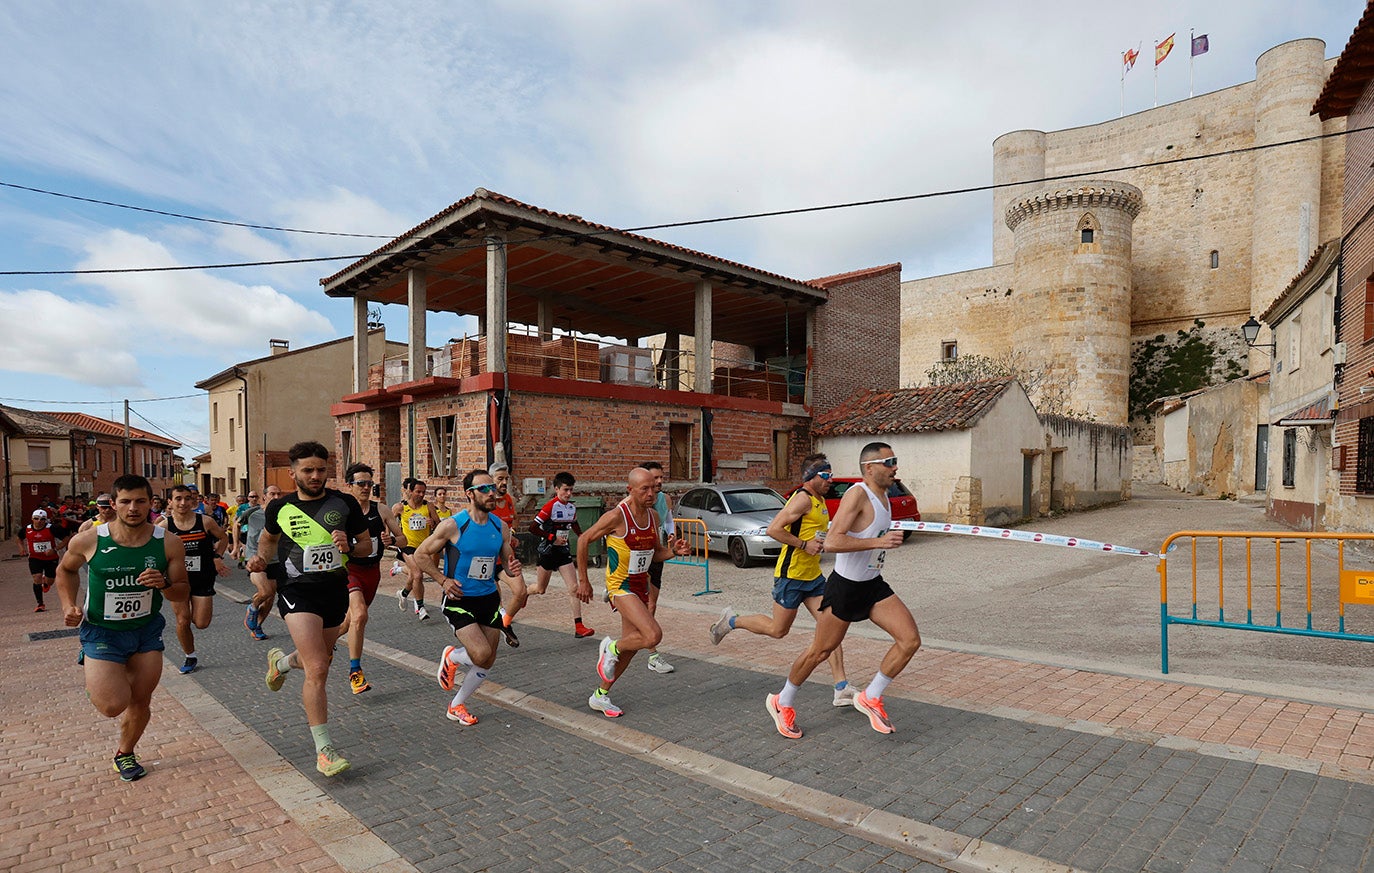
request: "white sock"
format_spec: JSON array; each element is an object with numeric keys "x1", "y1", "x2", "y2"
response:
[
  {"x1": 185, "y1": 651, "x2": 197, "y2": 659},
  {"x1": 447, "y1": 646, "x2": 475, "y2": 668},
  {"x1": 275, "y1": 652, "x2": 293, "y2": 674},
  {"x1": 453, "y1": 668, "x2": 488, "y2": 706},
  {"x1": 778, "y1": 680, "x2": 801, "y2": 709},
  {"x1": 865, "y1": 671, "x2": 893, "y2": 700}
]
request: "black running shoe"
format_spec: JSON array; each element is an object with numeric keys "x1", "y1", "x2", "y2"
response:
[{"x1": 113, "y1": 752, "x2": 146, "y2": 782}]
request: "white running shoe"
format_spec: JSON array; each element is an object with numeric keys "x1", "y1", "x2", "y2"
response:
[
  {"x1": 588, "y1": 690, "x2": 623, "y2": 717},
  {"x1": 647, "y1": 652, "x2": 674, "y2": 674},
  {"x1": 416, "y1": 605, "x2": 430, "y2": 621},
  {"x1": 709, "y1": 607, "x2": 735, "y2": 645},
  {"x1": 397, "y1": 587, "x2": 409, "y2": 611},
  {"x1": 832, "y1": 684, "x2": 858, "y2": 707},
  {"x1": 596, "y1": 636, "x2": 619, "y2": 682}
]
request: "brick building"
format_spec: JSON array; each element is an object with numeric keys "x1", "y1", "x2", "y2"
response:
[
  {"x1": 1313, "y1": 3, "x2": 1374, "y2": 532},
  {"x1": 322, "y1": 189, "x2": 899, "y2": 500}
]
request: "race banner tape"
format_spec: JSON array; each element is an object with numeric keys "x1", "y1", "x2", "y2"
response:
[
  {"x1": 891, "y1": 520, "x2": 1154, "y2": 557},
  {"x1": 698, "y1": 522, "x2": 1154, "y2": 558}
]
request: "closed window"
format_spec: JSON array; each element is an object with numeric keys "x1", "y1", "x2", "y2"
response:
[
  {"x1": 942, "y1": 341, "x2": 958, "y2": 362},
  {"x1": 1210, "y1": 250, "x2": 1219, "y2": 269},
  {"x1": 1358, "y1": 417, "x2": 1374, "y2": 493},
  {"x1": 27, "y1": 444, "x2": 50, "y2": 470},
  {"x1": 426, "y1": 415, "x2": 458, "y2": 477}
]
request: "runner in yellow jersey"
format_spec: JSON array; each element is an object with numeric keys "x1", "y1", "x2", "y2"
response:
[
  {"x1": 709, "y1": 454, "x2": 855, "y2": 706},
  {"x1": 392, "y1": 477, "x2": 436, "y2": 620}
]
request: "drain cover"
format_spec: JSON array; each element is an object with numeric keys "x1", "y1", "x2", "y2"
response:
[{"x1": 28, "y1": 628, "x2": 81, "y2": 642}]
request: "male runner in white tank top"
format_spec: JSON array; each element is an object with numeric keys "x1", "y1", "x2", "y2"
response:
[{"x1": 765, "y1": 441, "x2": 921, "y2": 739}]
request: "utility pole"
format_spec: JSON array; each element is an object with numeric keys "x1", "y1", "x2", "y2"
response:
[{"x1": 123, "y1": 400, "x2": 132, "y2": 475}]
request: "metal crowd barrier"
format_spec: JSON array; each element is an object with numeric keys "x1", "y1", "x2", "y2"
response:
[
  {"x1": 1158, "y1": 530, "x2": 1374, "y2": 673},
  {"x1": 666, "y1": 517, "x2": 718, "y2": 596}
]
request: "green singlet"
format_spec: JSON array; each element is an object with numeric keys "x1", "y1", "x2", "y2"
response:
[{"x1": 84, "y1": 524, "x2": 169, "y2": 630}]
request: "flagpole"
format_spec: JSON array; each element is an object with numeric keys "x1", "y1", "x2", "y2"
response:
[
  {"x1": 1189, "y1": 29, "x2": 1195, "y2": 98},
  {"x1": 1154, "y1": 38, "x2": 1158, "y2": 108},
  {"x1": 1121, "y1": 53, "x2": 1126, "y2": 117}
]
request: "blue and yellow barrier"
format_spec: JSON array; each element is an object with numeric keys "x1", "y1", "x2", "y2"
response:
[
  {"x1": 666, "y1": 517, "x2": 718, "y2": 596},
  {"x1": 1159, "y1": 530, "x2": 1374, "y2": 673}
]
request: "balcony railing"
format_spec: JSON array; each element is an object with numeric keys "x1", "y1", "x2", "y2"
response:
[{"x1": 370, "y1": 327, "x2": 809, "y2": 404}]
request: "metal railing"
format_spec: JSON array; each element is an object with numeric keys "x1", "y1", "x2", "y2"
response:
[
  {"x1": 1158, "y1": 530, "x2": 1374, "y2": 673},
  {"x1": 667, "y1": 517, "x2": 718, "y2": 596}
]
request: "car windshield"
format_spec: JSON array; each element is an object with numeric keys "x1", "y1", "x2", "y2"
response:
[
  {"x1": 723, "y1": 489, "x2": 785, "y2": 513},
  {"x1": 888, "y1": 480, "x2": 912, "y2": 499},
  {"x1": 829, "y1": 481, "x2": 853, "y2": 499}
]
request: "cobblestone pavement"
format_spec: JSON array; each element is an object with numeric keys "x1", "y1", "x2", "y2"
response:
[{"x1": 7, "y1": 501, "x2": 1374, "y2": 873}]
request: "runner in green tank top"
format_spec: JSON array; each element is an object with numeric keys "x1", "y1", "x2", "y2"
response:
[{"x1": 57, "y1": 474, "x2": 189, "y2": 783}]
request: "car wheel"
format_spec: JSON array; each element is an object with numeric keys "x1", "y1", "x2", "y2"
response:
[{"x1": 728, "y1": 537, "x2": 750, "y2": 568}]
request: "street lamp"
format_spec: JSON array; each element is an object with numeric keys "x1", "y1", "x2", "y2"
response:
[{"x1": 1241, "y1": 316, "x2": 1275, "y2": 352}]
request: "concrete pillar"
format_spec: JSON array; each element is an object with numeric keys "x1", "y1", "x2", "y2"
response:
[
  {"x1": 537, "y1": 294, "x2": 554, "y2": 342},
  {"x1": 661, "y1": 332, "x2": 680, "y2": 390},
  {"x1": 407, "y1": 270, "x2": 426, "y2": 381},
  {"x1": 694, "y1": 280, "x2": 713, "y2": 392},
  {"x1": 804, "y1": 308, "x2": 816, "y2": 406},
  {"x1": 486, "y1": 234, "x2": 508, "y2": 374},
  {"x1": 352, "y1": 296, "x2": 368, "y2": 393}
]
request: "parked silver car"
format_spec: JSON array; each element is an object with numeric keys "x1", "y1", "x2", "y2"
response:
[{"x1": 674, "y1": 484, "x2": 786, "y2": 568}]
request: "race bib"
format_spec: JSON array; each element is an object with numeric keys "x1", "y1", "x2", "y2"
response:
[
  {"x1": 629, "y1": 549, "x2": 654, "y2": 575},
  {"x1": 408, "y1": 514, "x2": 428, "y2": 531},
  {"x1": 468, "y1": 556, "x2": 495, "y2": 581},
  {"x1": 303, "y1": 543, "x2": 343, "y2": 572},
  {"x1": 867, "y1": 550, "x2": 886, "y2": 572},
  {"x1": 103, "y1": 589, "x2": 153, "y2": 622},
  {"x1": 554, "y1": 530, "x2": 569, "y2": 547},
  {"x1": 185, "y1": 555, "x2": 201, "y2": 573},
  {"x1": 32, "y1": 540, "x2": 53, "y2": 554}
]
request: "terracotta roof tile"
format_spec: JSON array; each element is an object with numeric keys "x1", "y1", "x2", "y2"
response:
[
  {"x1": 0, "y1": 405, "x2": 74, "y2": 437},
  {"x1": 38, "y1": 411, "x2": 180, "y2": 448},
  {"x1": 1274, "y1": 396, "x2": 1335, "y2": 426},
  {"x1": 810, "y1": 263, "x2": 902, "y2": 288},
  {"x1": 1313, "y1": 4, "x2": 1374, "y2": 120},
  {"x1": 813, "y1": 378, "x2": 1014, "y2": 436}
]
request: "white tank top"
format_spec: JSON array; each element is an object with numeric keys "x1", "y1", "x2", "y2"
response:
[{"x1": 834, "y1": 482, "x2": 891, "y2": 582}]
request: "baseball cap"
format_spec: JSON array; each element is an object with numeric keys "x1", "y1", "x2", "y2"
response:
[{"x1": 31, "y1": 509, "x2": 47, "y2": 519}]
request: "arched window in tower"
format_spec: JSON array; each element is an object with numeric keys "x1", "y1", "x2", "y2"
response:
[{"x1": 1076, "y1": 213, "x2": 1101, "y2": 253}]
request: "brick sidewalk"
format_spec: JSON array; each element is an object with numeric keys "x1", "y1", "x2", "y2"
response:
[{"x1": 0, "y1": 556, "x2": 351, "y2": 873}]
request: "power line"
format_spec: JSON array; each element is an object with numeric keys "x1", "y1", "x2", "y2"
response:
[
  {"x1": 2, "y1": 122, "x2": 1370, "y2": 278},
  {"x1": 0, "y1": 392, "x2": 205, "y2": 404},
  {"x1": 128, "y1": 405, "x2": 208, "y2": 453},
  {"x1": 0, "y1": 180, "x2": 393, "y2": 238}
]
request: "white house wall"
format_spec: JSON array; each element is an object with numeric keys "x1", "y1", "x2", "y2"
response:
[
  {"x1": 817, "y1": 430, "x2": 971, "y2": 521},
  {"x1": 969, "y1": 389, "x2": 1044, "y2": 522}
]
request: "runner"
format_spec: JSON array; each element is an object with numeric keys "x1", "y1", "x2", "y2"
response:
[
  {"x1": 20, "y1": 509, "x2": 62, "y2": 612},
  {"x1": 243, "y1": 484, "x2": 279, "y2": 640},
  {"x1": 247, "y1": 441, "x2": 371, "y2": 777},
  {"x1": 638, "y1": 461, "x2": 675, "y2": 674},
  {"x1": 710, "y1": 454, "x2": 855, "y2": 705},
  {"x1": 335, "y1": 463, "x2": 404, "y2": 694},
  {"x1": 79, "y1": 494, "x2": 117, "y2": 533},
  {"x1": 529, "y1": 471, "x2": 595, "y2": 638},
  {"x1": 431, "y1": 486, "x2": 455, "y2": 520},
  {"x1": 764, "y1": 442, "x2": 920, "y2": 740},
  {"x1": 230, "y1": 494, "x2": 252, "y2": 567},
  {"x1": 577, "y1": 467, "x2": 690, "y2": 718},
  {"x1": 486, "y1": 462, "x2": 526, "y2": 648},
  {"x1": 161, "y1": 484, "x2": 229, "y2": 674},
  {"x1": 414, "y1": 469, "x2": 524, "y2": 726},
  {"x1": 56, "y1": 473, "x2": 189, "y2": 782},
  {"x1": 392, "y1": 477, "x2": 436, "y2": 620}
]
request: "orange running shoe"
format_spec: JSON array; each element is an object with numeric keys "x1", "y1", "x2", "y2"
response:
[
  {"x1": 446, "y1": 703, "x2": 477, "y2": 725},
  {"x1": 853, "y1": 691, "x2": 894, "y2": 734},
  {"x1": 437, "y1": 645, "x2": 460, "y2": 691},
  {"x1": 765, "y1": 693, "x2": 802, "y2": 739}
]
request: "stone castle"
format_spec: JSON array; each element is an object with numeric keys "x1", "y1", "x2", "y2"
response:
[{"x1": 901, "y1": 38, "x2": 1345, "y2": 436}]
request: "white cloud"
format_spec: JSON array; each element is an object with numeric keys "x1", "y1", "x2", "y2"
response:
[{"x1": 0, "y1": 289, "x2": 143, "y2": 385}]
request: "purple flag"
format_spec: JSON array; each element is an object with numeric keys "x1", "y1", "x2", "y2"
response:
[{"x1": 1192, "y1": 34, "x2": 1209, "y2": 56}]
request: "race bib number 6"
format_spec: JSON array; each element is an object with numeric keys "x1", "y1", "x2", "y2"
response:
[
  {"x1": 303, "y1": 544, "x2": 342, "y2": 572},
  {"x1": 103, "y1": 589, "x2": 153, "y2": 622},
  {"x1": 468, "y1": 556, "x2": 495, "y2": 581}
]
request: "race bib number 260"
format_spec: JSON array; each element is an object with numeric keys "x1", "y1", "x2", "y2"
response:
[{"x1": 103, "y1": 589, "x2": 153, "y2": 622}]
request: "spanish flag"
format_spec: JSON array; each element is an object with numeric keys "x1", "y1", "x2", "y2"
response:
[
  {"x1": 1123, "y1": 46, "x2": 1140, "y2": 72},
  {"x1": 1156, "y1": 33, "x2": 1176, "y2": 66}
]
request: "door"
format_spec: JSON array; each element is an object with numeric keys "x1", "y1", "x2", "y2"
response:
[
  {"x1": 669, "y1": 423, "x2": 692, "y2": 480},
  {"x1": 1255, "y1": 425, "x2": 1269, "y2": 491},
  {"x1": 21, "y1": 482, "x2": 61, "y2": 520},
  {"x1": 1022, "y1": 455, "x2": 1034, "y2": 518}
]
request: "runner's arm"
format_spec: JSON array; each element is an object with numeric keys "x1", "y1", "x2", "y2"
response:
[
  {"x1": 56, "y1": 529, "x2": 95, "y2": 626},
  {"x1": 413, "y1": 518, "x2": 457, "y2": 596},
  {"x1": 766, "y1": 491, "x2": 818, "y2": 554},
  {"x1": 574, "y1": 508, "x2": 620, "y2": 601},
  {"x1": 246, "y1": 530, "x2": 279, "y2": 574},
  {"x1": 154, "y1": 534, "x2": 191, "y2": 602},
  {"x1": 823, "y1": 487, "x2": 902, "y2": 553}
]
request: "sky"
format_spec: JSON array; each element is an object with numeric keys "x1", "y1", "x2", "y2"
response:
[{"x1": 0, "y1": 0, "x2": 1364, "y2": 458}]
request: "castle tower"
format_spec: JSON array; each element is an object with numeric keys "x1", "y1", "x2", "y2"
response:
[
  {"x1": 1006, "y1": 180, "x2": 1144, "y2": 425},
  {"x1": 992, "y1": 129, "x2": 1047, "y2": 264},
  {"x1": 1250, "y1": 38, "x2": 1326, "y2": 372}
]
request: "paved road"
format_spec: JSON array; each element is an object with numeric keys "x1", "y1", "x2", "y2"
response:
[{"x1": 693, "y1": 483, "x2": 1374, "y2": 700}]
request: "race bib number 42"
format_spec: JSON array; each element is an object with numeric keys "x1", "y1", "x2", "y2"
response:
[
  {"x1": 103, "y1": 589, "x2": 153, "y2": 622},
  {"x1": 303, "y1": 544, "x2": 342, "y2": 572}
]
